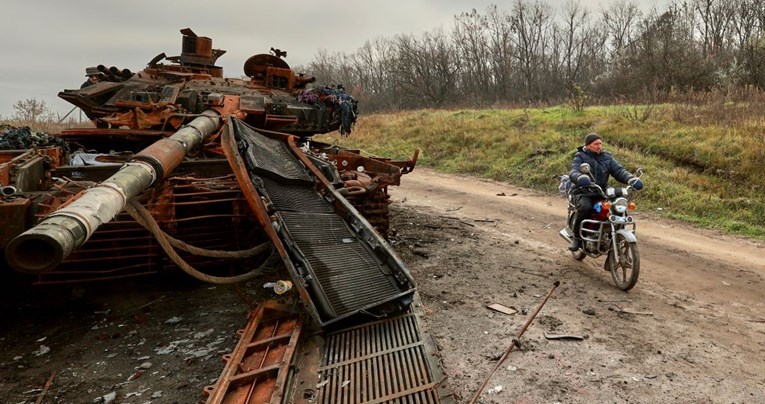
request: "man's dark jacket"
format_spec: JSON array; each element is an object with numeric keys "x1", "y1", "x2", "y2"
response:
[{"x1": 569, "y1": 146, "x2": 634, "y2": 191}]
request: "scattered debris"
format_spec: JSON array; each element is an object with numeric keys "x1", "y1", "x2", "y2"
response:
[
  {"x1": 443, "y1": 216, "x2": 476, "y2": 227},
  {"x1": 0, "y1": 126, "x2": 69, "y2": 151},
  {"x1": 543, "y1": 332, "x2": 585, "y2": 341},
  {"x1": 164, "y1": 317, "x2": 183, "y2": 324},
  {"x1": 617, "y1": 308, "x2": 654, "y2": 316},
  {"x1": 32, "y1": 345, "x2": 50, "y2": 357},
  {"x1": 99, "y1": 391, "x2": 117, "y2": 403},
  {"x1": 469, "y1": 281, "x2": 560, "y2": 404},
  {"x1": 487, "y1": 385, "x2": 503, "y2": 394},
  {"x1": 474, "y1": 219, "x2": 496, "y2": 223},
  {"x1": 497, "y1": 192, "x2": 506, "y2": 196},
  {"x1": 486, "y1": 303, "x2": 518, "y2": 315},
  {"x1": 581, "y1": 307, "x2": 597, "y2": 316},
  {"x1": 273, "y1": 280, "x2": 293, "y2": 294}
]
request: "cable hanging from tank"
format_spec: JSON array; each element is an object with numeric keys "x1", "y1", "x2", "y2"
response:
[{"x1": 124, "y1": 199, "x2": 276, "y2": 284}]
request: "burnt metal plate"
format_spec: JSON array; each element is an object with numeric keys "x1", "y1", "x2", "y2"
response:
[{"x1": 204, "y1": 302, "x2": 305, "y2": 404}]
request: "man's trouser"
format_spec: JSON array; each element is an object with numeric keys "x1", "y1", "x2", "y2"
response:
[{"x1": 572, "y1": 193, "x2": 597, "y2": 239}]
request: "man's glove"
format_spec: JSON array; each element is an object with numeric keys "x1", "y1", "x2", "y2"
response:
[
  {"x1": 576, "y1": 175, "x2": 591, "y2": 187},
  {"x1": 630, "y1": 178, "x2": 644, "y2": 190}
]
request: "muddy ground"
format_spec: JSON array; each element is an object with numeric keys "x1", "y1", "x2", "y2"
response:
[{"x1": 1, "y1": 168, "x2": 764, "y2": 403}]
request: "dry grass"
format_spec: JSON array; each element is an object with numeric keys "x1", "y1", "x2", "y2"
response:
[{"x1": 318, "y1": 102, "x2": 765, "y2": 239}]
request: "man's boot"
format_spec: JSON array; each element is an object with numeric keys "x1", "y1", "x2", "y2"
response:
[{"x1": 568, "y1": 237, "x2": 581, "y2": 251}]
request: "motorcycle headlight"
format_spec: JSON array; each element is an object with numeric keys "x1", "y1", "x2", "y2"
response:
[{"x1": 613, "y1": 197, "x2": 629, "y2": 213}]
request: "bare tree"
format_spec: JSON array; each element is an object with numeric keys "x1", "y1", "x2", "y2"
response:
[
  {"x1": 308, "y1": 49, "x2": 340, "y2": 85},
  {"x1": 485, "y1": 5, "x2": 516, "y2": 101},
  {"x1": 304, "y1": 0, "x2": 765, "y2": 110},
  {"x1": 601, "y1": 0, "x2": 642, "y2": 64},
  {"x1": 452, "y1": 9, "x2": 491, "y2": 101},
  {"x1": 12, "y1": 98, "x2": 51, "y2": 123},
  {"x1": 508, "y1": 0, "x2": 554, "y2": 100},
  {"x1": 393, "y1": 30, "x2": 459, "y2": 108},
  {"x1": 693, "y1": 0, "x2": 735, "y2": 59},
  {"x1": 351, "y1": 37, "x2": 398, "y2": 110},
  {"x1": 560, "y1": 0, "x2": 599, "y2": 86}
]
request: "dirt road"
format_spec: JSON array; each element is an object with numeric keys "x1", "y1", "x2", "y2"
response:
[{"x1": 390, "y1": 168, "x2": 765, "y2": 403}]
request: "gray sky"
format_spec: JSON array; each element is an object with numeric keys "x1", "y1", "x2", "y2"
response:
[{"x1": 0, "y1": 0, "x2": 668, "y2": 119}]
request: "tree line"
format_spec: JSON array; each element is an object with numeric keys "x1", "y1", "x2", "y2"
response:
[{"x1": 307, "y1": 0, "x2": 765, "y2": 112}]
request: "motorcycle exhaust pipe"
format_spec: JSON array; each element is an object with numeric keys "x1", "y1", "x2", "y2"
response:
[
  {"x1": 1, "y1": 185, "x2": 17, "y2": 197},
  {"x1": 558, "y1": 228, "x2": 573, "y2": 243}
]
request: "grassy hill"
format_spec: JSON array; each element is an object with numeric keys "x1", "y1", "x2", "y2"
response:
[{"x1": 315, "y1": 105, "x2": 765, "y2": 239}]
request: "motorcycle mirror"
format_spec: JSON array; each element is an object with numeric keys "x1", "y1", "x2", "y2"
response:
[{"x1": 580, "y1": 163, "x2": 590, "y2": 174}]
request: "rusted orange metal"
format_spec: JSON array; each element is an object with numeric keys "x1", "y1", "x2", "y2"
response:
[
  {"x1": 29, "y1": 173, "x2": 256, "y2": 284},
  {"x1": 203, "y1": 301, "x2": 304, "y2": 404}
]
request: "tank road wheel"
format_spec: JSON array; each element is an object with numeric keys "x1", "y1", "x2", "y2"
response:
[{"x1": 608, "y1": 233, "x2": 640, "y2": 291}]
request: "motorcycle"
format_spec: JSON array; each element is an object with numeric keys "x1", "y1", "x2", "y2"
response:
[{"x1": 559, "y1": 163, "x2": 643, "y2": 291}]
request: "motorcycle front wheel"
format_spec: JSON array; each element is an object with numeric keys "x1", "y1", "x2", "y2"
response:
[{"x1": 608, "y1": 233, "x2": 640, "y2": 291}]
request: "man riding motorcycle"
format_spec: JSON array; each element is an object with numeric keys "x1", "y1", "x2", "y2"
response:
[{"x1": 568, "y1": 133, "x2": 644, "y2": 251}]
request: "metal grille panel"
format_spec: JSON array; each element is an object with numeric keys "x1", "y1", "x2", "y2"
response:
[
  {"x1": 260, "y1": 176, "x2": 333, "y2": 213},
  {"x1": 318, "y1": 313, "x2": 441, "y2": 403},
  {"x1": 280, "y1": 212, "x2": 399, "y2": 316},
  {"x1": 232, "y1": 119, "x2": 311, "y2": 184}
]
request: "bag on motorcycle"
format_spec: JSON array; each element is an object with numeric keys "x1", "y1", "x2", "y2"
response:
[{"x1": 558, "y1": 175, "x2": 573, "y2": 197}]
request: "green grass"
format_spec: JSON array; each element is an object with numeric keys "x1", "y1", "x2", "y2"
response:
[{"x1": 316, "y1": 105, "x2": 765, "y2": 239}]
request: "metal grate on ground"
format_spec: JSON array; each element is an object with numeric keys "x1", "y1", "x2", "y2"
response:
[{"x1": 317, "y1": 313, "x2": 441, "y2": 403}]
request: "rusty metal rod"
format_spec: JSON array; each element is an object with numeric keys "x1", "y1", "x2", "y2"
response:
[
  {"x1": 5, "y1": 110, "x2": 221, "y2": 274},
  {"x1": 34, "y1": 371, "x2": 57, "y2": 404},
  {"x1": 469, "y1": 280, "x2": 561, "y2": 404}
]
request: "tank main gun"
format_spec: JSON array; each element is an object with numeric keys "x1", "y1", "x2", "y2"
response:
[{"x1": 5, "y1": 111, "x2": 221, "y2": 273}]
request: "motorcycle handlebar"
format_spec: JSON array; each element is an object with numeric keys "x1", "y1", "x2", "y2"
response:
[{"x1": 568, "y1": 181, "x2": 635, "y2": 199}]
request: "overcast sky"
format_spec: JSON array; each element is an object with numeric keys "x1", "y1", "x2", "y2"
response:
[{"x1": 0, "y1": 0, "x2": 669, "y2": 119}]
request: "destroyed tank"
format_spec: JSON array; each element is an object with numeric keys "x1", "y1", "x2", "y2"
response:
[{"x1": 0, "y1": 28, "x2": 419, "y2": 329}]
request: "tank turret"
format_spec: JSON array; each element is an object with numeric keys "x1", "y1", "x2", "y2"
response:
[{"x1": 58, "y1": 28, "x2": 357, "y2": 136}]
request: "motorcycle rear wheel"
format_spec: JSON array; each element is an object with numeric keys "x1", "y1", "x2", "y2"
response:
[{"x1": 608, "y1": 233, "x2": 640, "y2": 291}]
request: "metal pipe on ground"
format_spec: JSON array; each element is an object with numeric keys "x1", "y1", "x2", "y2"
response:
[{"x1": 5, "y1": 110, "x2": 221, "y2": 274}]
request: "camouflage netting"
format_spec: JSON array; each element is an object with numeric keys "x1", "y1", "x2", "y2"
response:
[{"x1": 0, "y1": 125, "x2": 69, "y2": 152}]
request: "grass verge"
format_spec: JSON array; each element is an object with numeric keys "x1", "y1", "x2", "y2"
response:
[{"x1": 315, "y1": 106, "x2": 765, "y2": 240}]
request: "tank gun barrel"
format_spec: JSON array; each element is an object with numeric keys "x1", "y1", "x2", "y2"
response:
[{"x1": 5, "y1": 110, "x2": 222, "y2": 274}]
